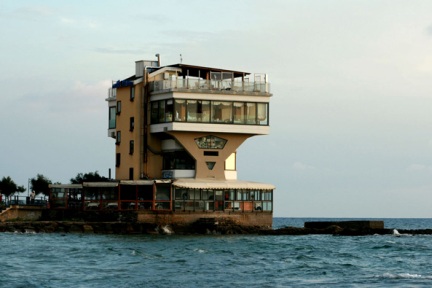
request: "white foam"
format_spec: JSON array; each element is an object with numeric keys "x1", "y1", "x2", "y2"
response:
[
  {"x1": 382, "y1": 272, "x2": 423, "y2": 279},
  {"x1": 161, "y1": 225, "x2": 173, "y2": 235}
]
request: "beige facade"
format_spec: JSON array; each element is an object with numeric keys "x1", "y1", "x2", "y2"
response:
[
  {"x1": 108, "y1": 60, "x2": 272, "y2": 182},
  {"x1": 105, "y1": 58, "x2": 275, "y2": 226}
]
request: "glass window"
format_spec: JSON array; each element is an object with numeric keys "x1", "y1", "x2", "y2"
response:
[
  {"x1": 206, "y1": 162, "x2": 215, "y2": 170},
  {"x1": 158, "y1": 100, "x2": 166, "y2": 122},
  {"x1": 151, "y1": 102, "x2": 158, "y2": 124},
  {"x1": 84, "y1": 188, "x2": 99, "y2": 201},
  {"x1": 190, "y1": 189, "x2": 200, "y2": 200},
  {"x1": 211, "y1": 101, "x2": 232, "y2": 123},
  {"x1": 257, "y1": 103, "x2": 268, "y2": 125},
  {"x1": 187, "y1": 100, "x2": 197, "y2": 122},
  {"x1": 109, "y1": 106, "x2": 116, "y2": 129},
  {"x1": 225, "y1": 190, "x2": 235, "y2": 200},
  {"x1": 162, "y1": 151, "x2": 195, "y2": 170},
  {"x1": 166, "y1": 99, "x2": 173, "y2": 122},
  {"x1": 197, "y1": 100, "x2": 210, "y2": 123},
  {"x1": 130, "y1": 117, "x2": 134, "y2": 131},
  {"x1": 175, "y1": 99, "x2": 186, "y2": 121},
  {"x1": 194, "y1": 135, "x2": 227, "y2": 149},
  {"x1": 202, "y1": 189, "x2": 214, "y2": 200},
  {"x1": 116, "y1": 101, "x2": 121, "y2": 114},
  {"x1": 116, "y1": 153, "x2": 120, "y2": 167},
  {"x1": 263, "y1": 202, "x2": 272, "y2": 211},
  {"x1": 129, "y1": 140, "x2": 134, "y2": 155},
  {"x1": 175, "y1": 188, "x2": 188, "y2": 200},
  {"x1": 120, "y1": 185, "x2": 136, "y2": 200},
  {"x1": 263, "y1": 191, "x2": 273, "y2": 201},
  {"x1": 130, "y1": 86, "x2": 135, "y2": 101},
  {"x1": 246, "y1": 103, "x2": 257, "y2": 124},
  {"x1": 155, "y1": 184, "x2": 170, "y2": 200},
  {"x1": 233, "y1": 102, "x2": 245, "y2": 124},
  {"x1": 116, "y1": 131, "x2": 121, "y2": 144}
]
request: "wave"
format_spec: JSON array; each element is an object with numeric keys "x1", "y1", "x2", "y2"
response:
[{"x1": 380, "y1": 272, "x2": 432, "y2": 280}]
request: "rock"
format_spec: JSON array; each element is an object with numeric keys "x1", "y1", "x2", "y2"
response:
[{"x1": 82, "y1": 224, "x2": 94, "y2": 233}]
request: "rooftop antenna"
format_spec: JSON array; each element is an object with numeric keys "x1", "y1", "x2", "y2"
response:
[{"x1": 180, "y1": 54, "x2": 183, "y2": 64}]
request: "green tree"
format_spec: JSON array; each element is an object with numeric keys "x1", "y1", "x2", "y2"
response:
[
  {"x1": 0, "y1": 176, "x2": 26, "y2": 197},
  {"x1": 70, "y1": 171, "x2": 109, "y2": 184},
  {"x1": 30, "y1": 174, "x2": 52, "y2": 196}
]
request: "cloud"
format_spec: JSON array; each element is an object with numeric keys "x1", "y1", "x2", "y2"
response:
[
  {"x1": 292, "y1": 161, "x2": 316, "y2": 171},
  {"x1": 13, "y1": 5, "x2": 55, "y2": 20},
  {"x1": 18, "y1": 79, "x2": 111, "y2": 116},
  {"x1": 406, "y1": 164, "x2": 432, "y2": 173},
  {"x1": 95, "y1": 47, "x2": 145, "y2": 55},
  {"x1": 60, "y1": 16, "x2": 99, "y2": 30}
]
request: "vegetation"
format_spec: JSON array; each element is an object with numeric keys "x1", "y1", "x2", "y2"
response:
[
  {"x1": 30, "y1": 174, "x2": 52, "y2": 196},
  {"x1": 70, "y1": 171, "x2": 109, "y2": 184},
  {"x1": 0, "y1": 176, "x2": 26, "y2": 198}
]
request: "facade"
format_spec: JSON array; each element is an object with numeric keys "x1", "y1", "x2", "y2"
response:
[{"x1": 49, "y1": 56, "x2": 275, "y2": 228}]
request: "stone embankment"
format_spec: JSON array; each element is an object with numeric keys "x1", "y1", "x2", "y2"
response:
[{"x1": 1, "y1": 219, "x2": 432, "y2": 235}]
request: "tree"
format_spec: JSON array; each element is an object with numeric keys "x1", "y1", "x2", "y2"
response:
[
  {"x1": 30, "y1": 174, "x2": 52, "y2": 196},
  {"x1": 70, "y1": 171, "x2": 109, "y2": 184},
  {"x1": 0, "y1": 176, "x2": 26, "y2": 198}
]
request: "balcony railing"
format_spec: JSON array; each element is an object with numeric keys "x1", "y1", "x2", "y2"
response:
[{"x1": 149, "y1": 78, "x2": 271, "y2": 95}]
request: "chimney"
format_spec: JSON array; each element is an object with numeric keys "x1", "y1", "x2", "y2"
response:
[{"x1": 135, "y1": 60, "x2": 144, "y2": 77}]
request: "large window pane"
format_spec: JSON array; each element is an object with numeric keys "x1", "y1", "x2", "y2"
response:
[
  {"x1": 187, "y1": 100, "x2": 197, "y2": 122},
  {"x1": 257, "y1": 103, "x2": 268, "y2": 125},
  {"x1": 175, "y1": 99, "x2": 186, "y2": 121},
  {"x1": 211, "y1": 101, "x2": 232, "y2": 123},
  {"x1": 233, "y1": 102, "x2": 245, "y2": 124},
  {"x1": 109, "y1": 106, "x2": 116, "y2": 129},
  {"x1": 155, "y1": 184, "x2": 170, "y2": 200},
  {"x1": 197, "y1": 100, "x2": 210, "y2": 123},
  {"x1": 166, "y1": 99, "x2": 173, "y2": 122},
  {"x1": 246, "y1": 103, "x2": 257, "y2": 124},
  {"x1": 158, "y1": 100, "x2": 166, "y2": 122},
  {"x1": 151, "y1": 102, "x2": 158, "y2": 123}
]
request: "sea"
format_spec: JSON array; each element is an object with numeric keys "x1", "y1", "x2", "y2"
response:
[{"x1": 1, "y1": 218, "x2": 432, "y2": 288}]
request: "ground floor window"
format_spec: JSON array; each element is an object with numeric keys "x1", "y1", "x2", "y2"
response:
[{"x1": 173, "y1": 187, "x2": 273, "y2": 212}]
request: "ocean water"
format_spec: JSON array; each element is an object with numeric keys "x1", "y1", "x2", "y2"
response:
[{"x1": 1, "y1": 218, "x2": 432, "y2": 287}]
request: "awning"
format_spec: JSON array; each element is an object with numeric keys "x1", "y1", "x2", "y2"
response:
[
  {"x1": 120, "y1": 180, "x2": 154, "y2": 186},
  {"x1": 83, "y1": 182, "x2": 118, "y2": 188},
  {"x1": 49, "y1": 184, "x2": 83, "y2": 189},
  {"x1": 173, "y1": 178, "x2": 275, "y2": 190}
]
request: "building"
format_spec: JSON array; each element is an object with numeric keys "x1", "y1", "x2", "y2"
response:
[{"x1": 49, "y1": 56, "x2": 275, "y2": 228}]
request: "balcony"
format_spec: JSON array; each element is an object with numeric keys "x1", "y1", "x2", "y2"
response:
[{"x1": 149, "y1": 77, "x2": 271, "y2": 96}]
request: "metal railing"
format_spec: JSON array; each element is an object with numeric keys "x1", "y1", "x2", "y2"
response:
[
  {"x1": 149, "y1": 78, "x2": 271, "y2": 94},
  {"x1": 2, "y1": 196, "x2": 48, "y2": 207}
]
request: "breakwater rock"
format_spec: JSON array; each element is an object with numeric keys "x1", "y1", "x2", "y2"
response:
[
  {"x1": 0, "y1": 220, "x2": 263, "y2": 235},
  {"x1": 1, "y1": 220, "x2": 432, "y2": 236}
]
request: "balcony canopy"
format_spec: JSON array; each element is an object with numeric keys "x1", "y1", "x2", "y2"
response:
[
  {"x1": 173, "y1": 178, "x2": 275, "y2": 191},
  {"x1": 165, "y1": 64, "x2": 250, "y2": 79}
]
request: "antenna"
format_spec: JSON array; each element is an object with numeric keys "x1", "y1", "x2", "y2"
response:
[{"x1": 180, "y1": 54, "x2": 183, "y2": 64}]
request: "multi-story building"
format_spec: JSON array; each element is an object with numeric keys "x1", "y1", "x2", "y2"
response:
[
  {"x1": 104, "y1": 56, "x2": 275, "y2": 227},
  {"x1": 49, "y1": 56, "x2": 275, "y2": 229}
]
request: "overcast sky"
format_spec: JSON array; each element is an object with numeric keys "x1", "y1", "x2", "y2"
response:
[{"x1": 1, "y1": 0, "x2": 431, "y2": 218}]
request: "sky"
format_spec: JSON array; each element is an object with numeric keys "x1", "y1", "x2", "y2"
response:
[{"x1": 1, "y1": 0, "x2": 431, "y2": 218}]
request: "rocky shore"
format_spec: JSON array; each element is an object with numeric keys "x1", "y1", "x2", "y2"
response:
[{"x1": 1, "y1": 220, "x2": 432, "y2": 236}]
